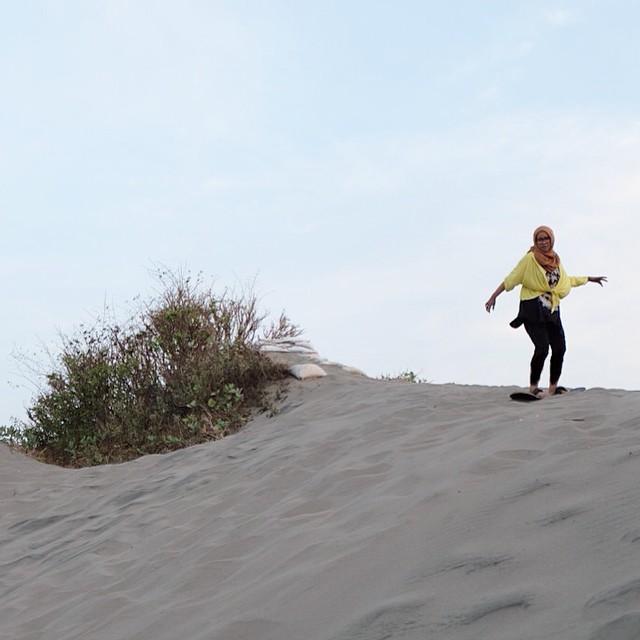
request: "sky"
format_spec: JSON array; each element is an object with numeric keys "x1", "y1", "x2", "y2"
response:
[{"x1": 1, "y1": 0, "x2": 639, "y2": 426}]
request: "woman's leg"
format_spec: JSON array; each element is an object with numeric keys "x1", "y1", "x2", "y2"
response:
[
  {"x1": 524, "y1": 321, "x2": 550, "y2": 391},
  {"x1": 548, "y1": 322, "x2": 567, "y2": 393}
]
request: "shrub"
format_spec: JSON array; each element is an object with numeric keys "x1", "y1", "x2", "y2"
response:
[
  {"x1": 0, "y1": 270, "x2": 299, "y2": 467},
  {"x1": 378, "y1": 370, "x2": 429, "y2": 384}
]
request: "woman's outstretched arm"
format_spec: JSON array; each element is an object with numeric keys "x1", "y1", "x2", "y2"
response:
[{"x1": 485, "y1": 283, "x2": 506, "y2": 313}]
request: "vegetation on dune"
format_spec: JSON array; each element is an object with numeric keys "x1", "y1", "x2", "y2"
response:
[
  {"x1": 0, "y1": 270, "x2": 301, "y2": 468},
  {"x1": 378, "y1": 370, "x2": 429, "y2": 384}
]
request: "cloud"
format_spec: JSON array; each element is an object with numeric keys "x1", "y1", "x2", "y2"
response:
[
  {"x1": 516, "y1": 41, "x2": 535, "y2": 56},
  {"x1": 478, "y1": 84, "x2": 502, "y2": 101},
  {"x1": 542, "y1": 8, "x2": 576, "y2": 27}
]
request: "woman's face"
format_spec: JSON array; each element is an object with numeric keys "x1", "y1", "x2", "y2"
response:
[{"x1": 535, "y1": 231, "x2": 552, "y2": 250}]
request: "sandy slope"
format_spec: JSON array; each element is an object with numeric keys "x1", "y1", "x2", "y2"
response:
[{"x1": 2, "y1": 365, "x2": 640, "y2": 640}]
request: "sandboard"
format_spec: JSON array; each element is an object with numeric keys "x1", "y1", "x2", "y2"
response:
[{"x1": 510, "y1": 387, "x2": 586, "y2": 402}]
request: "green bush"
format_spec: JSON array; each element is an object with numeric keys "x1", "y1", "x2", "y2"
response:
[
  {"x1": 378, "y1": 370, "x2": 429, "y2": 384},
  {"x1": 1, "y1": 270, "x2": 299, "y2": 467}
]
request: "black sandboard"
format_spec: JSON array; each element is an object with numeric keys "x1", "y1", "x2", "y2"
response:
[
  {"x1": 510, "y1": 387, "x2": 586, "y2": 402},
  {"x1": 510, "y1": 391, "x2": 543, "y2": 402}
]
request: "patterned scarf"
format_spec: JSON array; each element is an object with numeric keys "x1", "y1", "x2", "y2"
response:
[{"x1": 530, "y1": 225, "x2": 561, "y2": 273}]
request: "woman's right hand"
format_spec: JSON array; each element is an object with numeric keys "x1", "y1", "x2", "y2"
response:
[
  {"x1": 485, "y1": 297, "x2": 496, "y2": 313},
  {"x1": 485, "y1": 283, "x2": 505, "y2": 313}
]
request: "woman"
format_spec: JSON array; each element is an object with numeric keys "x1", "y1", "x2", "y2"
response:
[{"x1": 485, "y1": 226, "x2": 606, "y2": 397}]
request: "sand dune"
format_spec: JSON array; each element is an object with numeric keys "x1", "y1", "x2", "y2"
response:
[{"x1": 2, "y1": 362, "x2": 640, "y2": 639}]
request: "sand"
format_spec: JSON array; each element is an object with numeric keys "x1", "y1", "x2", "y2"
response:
[{"x1": 2, "y1": 355, "x2": 640, "y2": 639}]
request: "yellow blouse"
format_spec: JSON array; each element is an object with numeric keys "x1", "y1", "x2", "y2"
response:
[{"x1": 503, "y1": 252, "x2": 588, "y2": 312}]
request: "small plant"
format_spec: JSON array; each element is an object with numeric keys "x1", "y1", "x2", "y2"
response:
[
  {"x1": 0, "y1": 270, "x2": 298, "y2": 467},
  {"x1": 378, "y1": 370, "x2": 429, "y2": 384}
]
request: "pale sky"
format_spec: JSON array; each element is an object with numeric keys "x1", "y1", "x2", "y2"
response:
[{"x1": 2, "y1": 1, "x2": 639, "y2": 426}]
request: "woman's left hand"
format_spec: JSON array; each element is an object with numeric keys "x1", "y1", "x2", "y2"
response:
[{"x1": 588, "y1": 276, "x2": 608, "y2": 286}]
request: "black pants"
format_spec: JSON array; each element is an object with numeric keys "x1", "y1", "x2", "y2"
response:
[{"x1": 523, "y1": 320, "x2": 566, "y2": 386}]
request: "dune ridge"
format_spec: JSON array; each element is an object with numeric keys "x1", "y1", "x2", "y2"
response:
[{"x1": 2, "y1": 357, "x2": 640, "y2": 639}]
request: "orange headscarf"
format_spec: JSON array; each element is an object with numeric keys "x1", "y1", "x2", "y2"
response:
[{"x1": 529, "y1": 225, "x2": 561, "y2": 273}]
